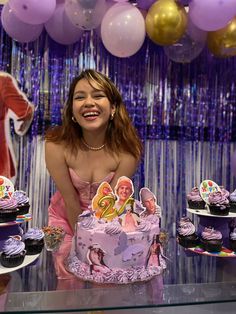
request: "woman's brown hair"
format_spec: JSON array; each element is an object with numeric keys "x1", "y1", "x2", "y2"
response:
[{"x1": 45, "y1": 69, "x2": 142, "y2": 160}]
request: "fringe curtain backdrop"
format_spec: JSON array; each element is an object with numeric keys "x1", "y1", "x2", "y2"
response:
[{"x1": 1, "y1": 21, "x2": 236, "y2": 287}]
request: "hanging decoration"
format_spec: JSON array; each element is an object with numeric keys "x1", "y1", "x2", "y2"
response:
[{"x1": 0, "y1": 1, "x2": 236, "y2": 61}]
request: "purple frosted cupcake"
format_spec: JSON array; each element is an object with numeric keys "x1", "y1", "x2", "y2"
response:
[
  {"x1": 208, "y1": 191, "x2": 230, "y2": 216},
  {"x1": 13, "y1": 190, "x2": 30, "y2": 215},
  {"x1": 23, "y1": 228, "x2": 44, "y2": 255},
  {"x1": 187, "y1": 187, "x2": 206, "y2": 209},
  {"x1": 0, "y1": 197, "x2": 19, "y2": 223},
  {"x1": 201, "y1": 227, "x2": 223, "y2": 252},
  {"x1": 177, "y1": 217, "x2": 199, "y2": 248},
  {"x1": 0, "y1": 237, "x2": 26, "y2": 267},
  {"x1": 229, "y1": 189, "x2": 236, "y2": 213},
  {"x1": 229, "y1": 227, "x2": 236, "y2": 252}
]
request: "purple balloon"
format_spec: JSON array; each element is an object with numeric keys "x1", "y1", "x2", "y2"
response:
[
  {"x1": 8, "y1": 0, "x2": 56, "y2": 25},
  {"x1": 136, "y1": 0, "x2": 156, "y2": 11},
  {"x1": 1, "y1": 3, "x2": 43, "y2": 43},
  {"x1": 101, "y1": 3, "x2": 146, "y2": 58},
  {"x1": 189, "y1": 0, "x2": 236, "y2": 31},
  {"x1": 45, "y1": 3, "x2": 83, "y2": 45}
]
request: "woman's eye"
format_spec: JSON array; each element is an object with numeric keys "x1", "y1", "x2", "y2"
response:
[
  {"x1": 74, "y1": 96, "x2": 84, "y2": 100},
  {"x1": 94, "y1": 94, "x2": 105, "y2": 99}
]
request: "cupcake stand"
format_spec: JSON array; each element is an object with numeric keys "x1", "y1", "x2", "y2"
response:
[
  {"x1": 183, "y1": 180, "x2": 236, "y2": 258},
  {"x1": 0, "y1": 215, "x2": 40, "y2": 275},
  {"x1": 186, "y1": 208, "x2": 236, "y2": 258}
]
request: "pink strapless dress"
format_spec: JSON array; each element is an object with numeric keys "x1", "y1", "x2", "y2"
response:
[{"x1": 48, "y1": 169, "x2": 115, "y2": 279}]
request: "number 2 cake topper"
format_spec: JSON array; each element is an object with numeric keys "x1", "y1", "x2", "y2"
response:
[
  {"x1": 0, "y1": 176, "x2": 14, "y2": 199},
  {"x1": 199, "y1": 179, "x2": 221, "y2": 204}
]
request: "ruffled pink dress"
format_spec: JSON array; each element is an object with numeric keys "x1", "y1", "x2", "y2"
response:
[{"x1": 48, "y1": 168, "x2": 115, "y2": 279}]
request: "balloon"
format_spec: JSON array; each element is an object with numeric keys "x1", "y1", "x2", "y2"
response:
[
  {"x1": 187, "y1": 16, "x2": 207, "y2": 43},
  {"x1": 101, "y1": 3, "x2": 146, "y2": 58},
  {"x1": 8, "y1": 0, "x2": 56, "y2": 25},
  {"x1": 65, "y1": 0, "x2": 107, "y2": 30},
  {"x1": 45, "y1": 3, "x2": 83, "y2": 45},
  {"x1": 145, "y1": 0, "x2": 187, "y2": 46},
  {"x1": 207, "y1": 17, "x2": 236, "y2": 57},
  {"x1": 164, "y1": 33, "x2": 205, "y2": 63},
  {"x1": 189, "y1": 0, "x2": 236, "y2": 31},
  {"x1": 1, "y1": 3, "x2": 43, "y2": 43},
  {"x1": 136, "y1": 0, "x2": 156, "y2": 11}
]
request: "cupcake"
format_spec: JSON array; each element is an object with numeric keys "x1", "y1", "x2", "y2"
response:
[
  {"x1": 177, "y1": 217, "x2": 199, "y2": 248},
  {"x1": 187, "y1": 187, "x2": 206, "y2": 209},
  {"x1": 229, "y1": 227, "x2": 236, "y2": 252},
  {"x1": 229, "y1": 189, "x2": 236, "y2": 213},
  {"x1": 13, "y1": 190, "x2": 30, "y2": 215},
  {"x1": 201, "y1": 227, "x2": 223, "y2": 252},
  {"x1": 0, "y1": 197, "x2": 19, "y2": 223},
  {"x1": 219, "y1": 186, "x2": 230, "y2": 199},
  {"x1": 23, "y1": 228, "x2": 44, "y2": 255},
  {"x1": 208, "y1": 191, "x2": 230, "y2": 216},
  {"x1": 0, "y1": 237, "x2": 26, "y2": 268}
]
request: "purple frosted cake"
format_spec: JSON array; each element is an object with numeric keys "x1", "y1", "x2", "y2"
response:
[
  {"x1": 187, "y1": 187, "x2": 205, "y2": 209},
  {"x1": 23, "y1": 228, "x2": 44, "y2": 255},
  {"x1": 177, "y1": 217, "x2": 199, "y2": 248},
  {"x1": 0, "y1": 197, "x2": 19, "y2": 223},
  {"x1": 13, "y1": 190, "x2": 30, "y2": 215},
  {"x1": 201, "y1": 227, "x2": 223, "y2": 252},
  {"x1": 208, "y1": 191, "x2": 230, "y2": 216},
  {"x1": 0, "y1": 237, "x2": 26, "y2": 267}
]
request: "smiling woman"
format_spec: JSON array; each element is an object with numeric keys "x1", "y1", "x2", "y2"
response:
[{"x1": 44, "y1": 69, "x2": 142, "y2": 279}]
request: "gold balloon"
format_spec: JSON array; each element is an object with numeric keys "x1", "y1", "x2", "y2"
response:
[
  {"x1": 145, "y1": 0, "x2": 187, "y2": 46},
  {"x1": 207, "y1": 17, "x2": 236, "y2": 57}
]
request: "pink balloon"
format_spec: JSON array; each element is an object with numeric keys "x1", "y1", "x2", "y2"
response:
[
  {"x1": 101, "y1": 3, "x2": 146, "y2": 58},
  {"x1": 189, "y1": 0, "x2": 236, "y2": 31},
  {"x1": 65, "y1": 0, "x2": 107, "y2": 30},
  {"x1": 8, "y1": 0, "x2": 56, "y2": 25},
  {"x1": 45, "y1": 3, "x2": 83, "y2": 45},
  {"x1": 1, "y1": 3, "x2": 43, "y2": 43}
]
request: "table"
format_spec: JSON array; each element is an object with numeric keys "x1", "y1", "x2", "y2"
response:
[{"x1": 1, "y1": 236, "x2": 236, "y2": 313}]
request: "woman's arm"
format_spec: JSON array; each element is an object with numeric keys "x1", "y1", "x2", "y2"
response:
[{"x1": 45, "y1": 141, "x2": 82, "y2": 231}]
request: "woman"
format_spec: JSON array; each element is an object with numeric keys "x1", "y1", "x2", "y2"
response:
[{"x1": 45, "y1": 69, "x2": 142, "y2": 278}]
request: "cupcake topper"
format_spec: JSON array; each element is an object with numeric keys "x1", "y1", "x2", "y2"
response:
[
  {"x1": 0, "y1": 176, "x2": 14, "y2": 199},
  {"x1": 199, "y1": 179, "x2": 221, "y2": 204}
]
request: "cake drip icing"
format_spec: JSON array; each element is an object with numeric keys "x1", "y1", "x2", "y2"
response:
[
  {"x1": 0, "y1": 197, "x2": 18, "y2": 209},
  {"x1": 230, "y1": 228, "x2": 236, "y2": 241},
  {"x1": 230, "y1": 190, "x2": 236, "y2": 202},
  {"x1": 201, "y1": 227, "x2": 222, "y2": 240},
  {"x1": 23, "y1": 228, "x2": 44, "y2": 240},
  {"x1": 3, "y1": 238, "x2": 25, "y2": 255},
  {"x1": 208, "y1": 191, "x2": 229, "y2": 205},
  {"x1": 187, "y1": 187, "x2": 203, "y2": 202},
  {"x1": 177, "y1": 221, "x2": 195, "y2": 236},
  {"x1": 13, "y1": 190, "x2": 29, "y2": 205},
  {"x1": 66, "y1": 255, "x2": 165, "y2": 284}
]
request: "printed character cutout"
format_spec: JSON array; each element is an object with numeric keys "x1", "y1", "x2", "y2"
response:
[
  {"x1": 0, "y1": 72, "x2": 34, "y2": 183},
  {"x1": 114, "y1": 176, "x2": 134, "y2": 216},
  {"x1": 139, "y1": 187, "x2": 161, "y2": 218},
  {"x1": 121, "y1": 201, "x2": 140, "y2": 233},
  {"x1": 146, "y1": 234, "x2": 163, "y2": 268},
  {"x1": 87, "y1": 243, "x2": 110, "y2": 274}
]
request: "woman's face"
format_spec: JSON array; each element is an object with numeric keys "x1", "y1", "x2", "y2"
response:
[{"x1": 72, "y1": 78, "x2": 115, "y2": 133}]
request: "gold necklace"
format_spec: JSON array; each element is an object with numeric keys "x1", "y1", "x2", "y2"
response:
[{"x1": 82, "y1": 138, "x2": 105, "y2": 151}]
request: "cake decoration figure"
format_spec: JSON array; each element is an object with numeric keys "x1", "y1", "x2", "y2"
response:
[
  {"x1": 87, "y1": 243, "x2": 110, "y2": 274},
  {"x1": 139, "y1": 187, "x2": 161, "y2": 218}
]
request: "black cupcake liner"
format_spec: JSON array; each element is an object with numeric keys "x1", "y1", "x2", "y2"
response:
[
  {"x1": 209, "y1": 205, "x2": 230, "y2": 216},
  {"x1": 24, "y1": 239, "x2": 44, "y2": 255},
  {"x1": 17, "y1": 204, "x2": 30, "y2": 216},
  {"x1": 187, "y1": 200, "x2": 206, "y2": 210},
  {"x1": 0, "y1": 208, "x2": 19, "y2": 223},
  {"x1": 201, "y1": 239, "x2": 222, "y2": 252},
  {"x1": 0, "y1": 250, "x2": 26, "y2": 268},
  {"x1": 178, "y1": 234, "x2": 199, "y2": 248},
  {"x1": 229, "y1": 239, "x2": 236, "y2": 252},
  {"x1": 229, "y1": 201, "x2": 236, "y2": 213}
]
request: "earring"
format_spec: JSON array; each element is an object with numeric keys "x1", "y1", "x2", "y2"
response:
[
  {"x1": 110, "y1": 112, "x2": 115, "y2": 120},
  {"x1": 72, "y1": 116, "x2": 77, "y2": 123}
]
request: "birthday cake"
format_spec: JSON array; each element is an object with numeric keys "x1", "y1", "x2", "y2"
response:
[{"x1": 67, "y1": 176, "x2": 166, "y2": 284}]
